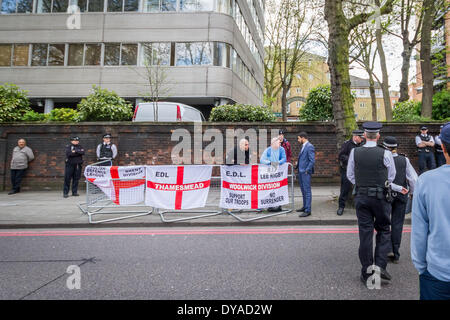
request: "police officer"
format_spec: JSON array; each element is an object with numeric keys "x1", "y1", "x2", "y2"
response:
[
  {"x1": 63, "y1": 136, "x2": 85, "y2": 198},
  {"x1": 416, "y1": 126, "x2": 436, "y2": 174},
  {"x1": 96, "y1": 133, "x2": 117, "y2": 166},
  {"x1": 382, "y1": 136, "x2": 418, "y2": 264},
  {"x1": 337, "y1": 129, "x2": 364, "y2": 216},
  {"x1": 347, "y1": 122, "x2": 397, "y2": 286},
  {"x1": 435, "y1": 125, "x2": 446, "y2": 167}
]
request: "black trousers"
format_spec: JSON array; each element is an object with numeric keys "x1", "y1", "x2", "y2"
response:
[
  {"x1": 436, "y1": 152, "x2": 446, "y2": 168},
  {"x1": 390, "y1": 197, "x2": 407, "y2": 259},
  {"x1": 64, "y1": 163, "x2": 82, "y2": 195},
  {"x1": 355, "y1": 194, "x2": 391, "y2": 276},
  {"x1": 338, "y1": 169, "x2": 353, "y2": 209},
  {"x1": 10, "y1": 169, "x2": 26, "y2": 192},
  {"x1": 418, "y1": 151, "x2": 436, "y2": 175}
]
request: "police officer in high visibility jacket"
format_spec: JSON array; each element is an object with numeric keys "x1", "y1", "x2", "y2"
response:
[
  {"x1": 63, "y1": 136, "x2": 85, "y2": 198},
  {"x1": 347, "y1": 122, "x2": 396, "y2": 286},
  {"x1": 382, "y1": 136, "x2": 418, "y2": 264},
  {"x1": 416, "y1": 126, "x2": 436, "y2": 174},
  {"x1": 96, "y1": 133, "x2": 117, "y2": 166}
]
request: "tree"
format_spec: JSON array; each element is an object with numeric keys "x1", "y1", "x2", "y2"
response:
[
  {"x1": 420, "y1": 0, "x2": 435, "y2": 118},
  {"x1": 264, "y1": 0, "x2": 316, "y2": 121},
  {"x1": 299, "y1": 85, "x2": 334, "y2": 121},
  {"x1": 324, "y1": 0, "x2": 394, "y2": 145},
  {"x1": 0, "y1": 83, "x2": 31, "y2": 123}
]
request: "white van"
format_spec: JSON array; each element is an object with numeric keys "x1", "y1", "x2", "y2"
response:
[{"x1": 132, "y1": 102, "x2": 205, "y2": 122}]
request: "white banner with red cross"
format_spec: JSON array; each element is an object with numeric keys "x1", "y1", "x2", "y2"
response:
[
  {"x1": 84, "y1": 165, "x2": 146, "y2": 205},
  {"x1": 220, "y1": 164, "x2": 289, "y2": 209},
  {"x1": 145, "y1": 165, "x2": 213, "y2": 210}
]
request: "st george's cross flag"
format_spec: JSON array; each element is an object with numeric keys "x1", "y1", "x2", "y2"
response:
[
  {"x1": 220, "y1": 164, "x2": 289, "y2": 209},
  {"x1": 84, "y1": 165, "x2": 146, "y2": 205},
  {"x1": 145, "y1": 165, "x2": 213, "y2": 210}
]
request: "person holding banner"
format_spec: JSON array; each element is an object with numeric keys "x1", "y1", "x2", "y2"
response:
[
  {"x1": 260, "y1": 138, "x2": 287, "y2": 212},
  {"x1": 295, "y1": 132, "x2": 315, "y2": 217}
]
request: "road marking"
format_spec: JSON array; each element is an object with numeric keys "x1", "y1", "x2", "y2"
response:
[{"x1": 0, "y1": 227, "x2": 411, "y2": 237}]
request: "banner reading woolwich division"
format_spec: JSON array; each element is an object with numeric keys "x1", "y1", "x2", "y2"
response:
[
  {"x1": 220, "y1": 164, "x2": 289, "y2": 209},
  {"x1": 145, "y1": 165, "x2": 213, "y2": 210},
  {"x1": 84, "y1": 166, "x2": 146, "y2": 205}
]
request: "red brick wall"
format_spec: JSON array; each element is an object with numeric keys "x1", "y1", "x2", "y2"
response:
[{"x1": 0, "y1": 122, "x2": 444, "y2": 190}]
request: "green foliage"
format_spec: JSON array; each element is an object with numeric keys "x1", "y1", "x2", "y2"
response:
[
  {"x1": 432, "y1": 89, "x2": 450, "y2": 120},
  {"x1": 22, "y1": 111, "x2": 49, "y2": 122},
  {"x1": 48, "y1": 108, "x2": 79, "y2": 122},
  {"x1": 392, "y1": 100, "x2": 423, "y2": 121},
  {"x1": 76, "y1": 85, "x2": 133, "y2": 122},
  {"x1": 209, "y1": 104, "x2": 276, "y2": 122},
  {"x1": 0, "y1": 83, "x2": 31, "y2": 122},
  {"x1": 299, "y1": 85, "x2": 333, "y2": 121}
]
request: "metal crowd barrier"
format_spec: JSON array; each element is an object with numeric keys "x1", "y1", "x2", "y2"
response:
[{"x1": 79, "y1": 162, "x2": 295, "y2": 224}]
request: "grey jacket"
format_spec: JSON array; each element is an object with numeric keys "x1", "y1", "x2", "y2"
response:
[{"x1": 11, "y1": 146, "x2": 34, "y2": 170}]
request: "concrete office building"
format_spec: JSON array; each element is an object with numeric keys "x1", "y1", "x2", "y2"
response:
[{"x1": 0, "y1": 0, "x2": 264, "y2": 116}]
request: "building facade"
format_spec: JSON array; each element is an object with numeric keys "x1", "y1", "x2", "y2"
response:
[{"x1": 0, "y1": 0, "x2": 265, "y2": 117}]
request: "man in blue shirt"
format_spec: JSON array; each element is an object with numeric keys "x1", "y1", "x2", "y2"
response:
[{"x1": 411, "y1": 121, "x2": 450, "y2": 300}]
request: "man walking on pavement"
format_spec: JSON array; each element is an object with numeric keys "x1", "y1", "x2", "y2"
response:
[
  {"x1": 381, "y1": 136, "x2": 418, "y2": 264},
  {"x1": 96, "y1": 133, "x2": 117, "y2": 166},
  {"x1": 9, "y1": 138, "x2": 34, "y2": 195},
  {"x1": 337, "y1": 130, "x2": 364, "y2": 215},
  {"x1": 63, "y1": 136, "x2": 85, "y2": 198},
  {"x1": 295, "y1": 132, "x2": 315, "y2": 218},
  {"x1": 416, "y1": 126, "x2": 436, "y2": 175},
  {"x1": 347, "y1": 122, "x2": 396, "y2": 287},
  {"x1": 412, "y1": 122, "x2": 450, "y2": 300}
]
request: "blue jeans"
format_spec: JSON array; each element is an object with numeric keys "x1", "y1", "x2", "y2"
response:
[
  {"x1": 420, "y1": 270, "x2": 450, "y2": 300},
  {"x1": 298, "y1": 172, "x2": 312, "y2": 212}
]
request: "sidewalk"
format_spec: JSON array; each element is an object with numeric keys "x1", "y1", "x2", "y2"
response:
[{"x1": 0, "y1": 186, "x2": 411, "y2": 229}]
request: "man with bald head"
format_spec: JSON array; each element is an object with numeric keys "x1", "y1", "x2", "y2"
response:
[
  {"x1": 225, "y1": 138, "x2": 251, "y2": 165},
  {"x1": 9, "y1": 138, "x2": 34, "y2": 195}
]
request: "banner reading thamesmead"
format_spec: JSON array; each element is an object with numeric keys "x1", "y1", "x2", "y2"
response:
[
  {"x1": 145, "y1": 165, "x2": 212, "y2": 210},
  {"x1": 84, "y1": 166, "x2": 146, "y2": 205},
  {"x1": 220, "y1": 164, "x2": 289, "y2": 209}
]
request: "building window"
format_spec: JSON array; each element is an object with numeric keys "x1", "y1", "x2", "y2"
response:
[
  {"x1": 175, "y1": 42, "x2": 212, "y2": 66},
  {"x1": 376, "y1": 102, "x2": 380, "y2": 109},
  {"x1": 296, "y1": 101, "x2": 301, "y2": 108},
  {"x1": 217, "y1": 0, "x2": 231, "y2": 14},
  {"x1": 143, "y1": 0, "x2": 160, "y2": 11},
  {"x1": 84, "y1": 44, "x2": 102, "y2": 65},
  {"x1": 108, "y1": 0, "x2": 122, "y2": 11},
  {"x1": 52, "y1": 0, "x2": 69, "y2": 12},
  {"x1": 0, "y1": 44, "x2": 12, "y2": 66},
  {"x1": 88, "y1": 0, "x2": 103, "y2": 11},
  {"x1": 161, "y1": 0, "x2": 176, "y2": 11},
  {"x1": 104, "y1": 43, "x2": 121, "y2": 66},
  {"x1": 198, "y1": 0, "x2": 213, "y2": 11},
  {"x1": 360, "y1": 88, "x2": 365, "y2": 95},
  {"x1": 359, "y1": 102, "x2": 366, "y2": 108},
  {"x1": 213, "y1": 42, "x2": 230, "y2": 68},
  {"x1": 48, "y1": 44, "x2": 65, "y2": 66},
  {"x1": 296, "y1": 88, "x2": 301, "y2": 94},
  {"x1": 36, "y1": 0, "x2": 52, "y2": 12},
  {"x1": 31, "y1": 44, "x2": 48, "y2": 66},
  {"x1": 13, "y1": 44, "x2": 29, "y2": 66},
  {"x1": 68, "y1": 43, "x2": 84, "y2": 66},
  {"x1": 120, "y1": 44, "x2": 137, "y2": 65},
  {"x1": 180, "y1": 0, "x2": 197, "y2": 11},
  {"x1": 124, "y1": 0, "x2": 138, "y2": 11},
  {"x1": 1, "y1": 0, "x2": 33, "y2": 13}
]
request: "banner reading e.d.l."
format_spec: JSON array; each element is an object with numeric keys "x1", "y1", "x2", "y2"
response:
[
  {"x1": 145, "y1": 165, "x2": 212, "y2": 210},
  {"x1": 220, "y1": 164, "x2": 289, "y2": 209}
]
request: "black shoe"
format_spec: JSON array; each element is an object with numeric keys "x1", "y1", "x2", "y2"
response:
[
  {"x1": 380, "y1": 268, "x2": 392, "y2": 281},
  {"x1": 8, "y1": 190, "x2": 17, "y2": 195},
  {"x1": 267, "y1": 207, "x2": 274, "y2": 212},
  {"x1": 299, "y1": 211, "x2": 311, "y2": 218},
  {"x1": 72, "y1": 193, "x2": 80, "y2": 197},
  {"x1": 272, "y1": 206, "x2": 282, "y2": 212},
  {"x1": 392, "y1": 258, "x2": 399, "y2": 264},
  {"x1": 296, "y1": 207, "x2": 306, "y2": 212},
  {"x1": 63, "y1": 194, "x2": 69, "y2": 198},
  {"x1": 337, "y1": 207, "x2": 344, "y2": 216}
]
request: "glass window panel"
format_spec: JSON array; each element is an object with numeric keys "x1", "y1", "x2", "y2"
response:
[
  {"x1": 214, "y1": 42, "x2": 228, "y2": 67},
  {"x1": 17, "y1": 0, "x2": 33, "y2": 13},
  {"x1": 31, "y1": 44, "x2": 48, "y2": 66},
  {"x1": 48, "y1": 44, "x2": 65, "y2": 66},
  {"x1": 108, "y1": 0, "x2": 122, "y2": 11},
  {"x1": 195, "y1": 42, "x2": 212, "y2": 65},
  {"x1": 197, "y1": 0, "x2": 212, "y2": 11},
  {"x1": 180, "y1": 0, "x2": 196, "y2": 11},
  {"x1": 53, "y1": 0, "x2": 69, "y2": 12},
  {"x1": 161, "y1": 0, "x2": 175, "y2": 11},
  {"x1": 152, "y1": 43, "x2": 170, "y2": 65},
  {"x1": 217, "y1": 0, "x2": 230, "y2": 14},
  {"x1": 74, "y1": 0, "x2": 87, "y2": 12},
  {"x1": 0, "y1": 44, "x2": 12, "y2": 66},
  {"x1": 1, "y1": 0, "x2": 16, "y2": 13},
  {"x1": 176, "y1": 43, "x2": 212, "y2": 66},
  {"x1": 121, "y1": 44, "x2": 137, "y2": 65},
  {"x1": 88, "y1": 0, "x2": 103, "y2": 11},
  {"x1": 84, "y1": 44, "x2": 101, "y2": 65},
  {"x1": 143, "y1": 0, "x2": 159, "y2": 12},
  {"x1": 124, "y1": 0, "x2": 138, "y2": 11},
  {"x1": 13, "y1": 44, "x2": 29, "y2": 66},
  {"x1": 104, "y1": 43, "x2": 120, "y2": 66},
  {"x1": 36, "y1": 0, "x2": 52, "y2": 12},
  {"x1": 68, "y1": 43, "x2": 83, "y2": 66}
]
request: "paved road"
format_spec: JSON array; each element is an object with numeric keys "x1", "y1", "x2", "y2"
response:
[{"x1": 0, "y1": 226, "x2": 419, "y2": 300}]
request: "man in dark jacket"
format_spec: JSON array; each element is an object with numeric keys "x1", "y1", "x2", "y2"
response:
[
  {"x1": 63, "y1": 136, "x2": 85, "y2": 198},
  {"x1": 279, "y1": 130, "x2": 292, "y2": 163},
  {"x1": 337, "y1": 130, "x2": 364, "y2": 215},
  {"x1": 225, "y1": 138, "x2": 250, "y2": 165}
]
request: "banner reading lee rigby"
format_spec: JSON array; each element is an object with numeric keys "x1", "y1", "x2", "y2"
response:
[
  {"x1": 145, "y1": 165, "x2": 212, "y2": 210},
  {"x1": 220, "y1": 164, "x2": 289, "y2": 209},
  {"x1": 84, "y1": 166, "x2": 146, "y2": 205}
]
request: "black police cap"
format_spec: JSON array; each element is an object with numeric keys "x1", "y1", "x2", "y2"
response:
[
  {"x1": 103, "y1": 133, "x2": 112, "y2": 138},
  {"x1": 362, "y1": 121, "x2": 382, "y2": 133},
  {"x1": 70, "y1": 136, "x2": 80, "y2": 141},
  {"x1": 383, "y1": 136, "x2": 398, "y2": 148},
  {"x1": 420, "y1": 126, "x2": 428, "y2": 130},
  {"x1": 352, "y1": 129, "x2": 364, "y2": 136}
]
